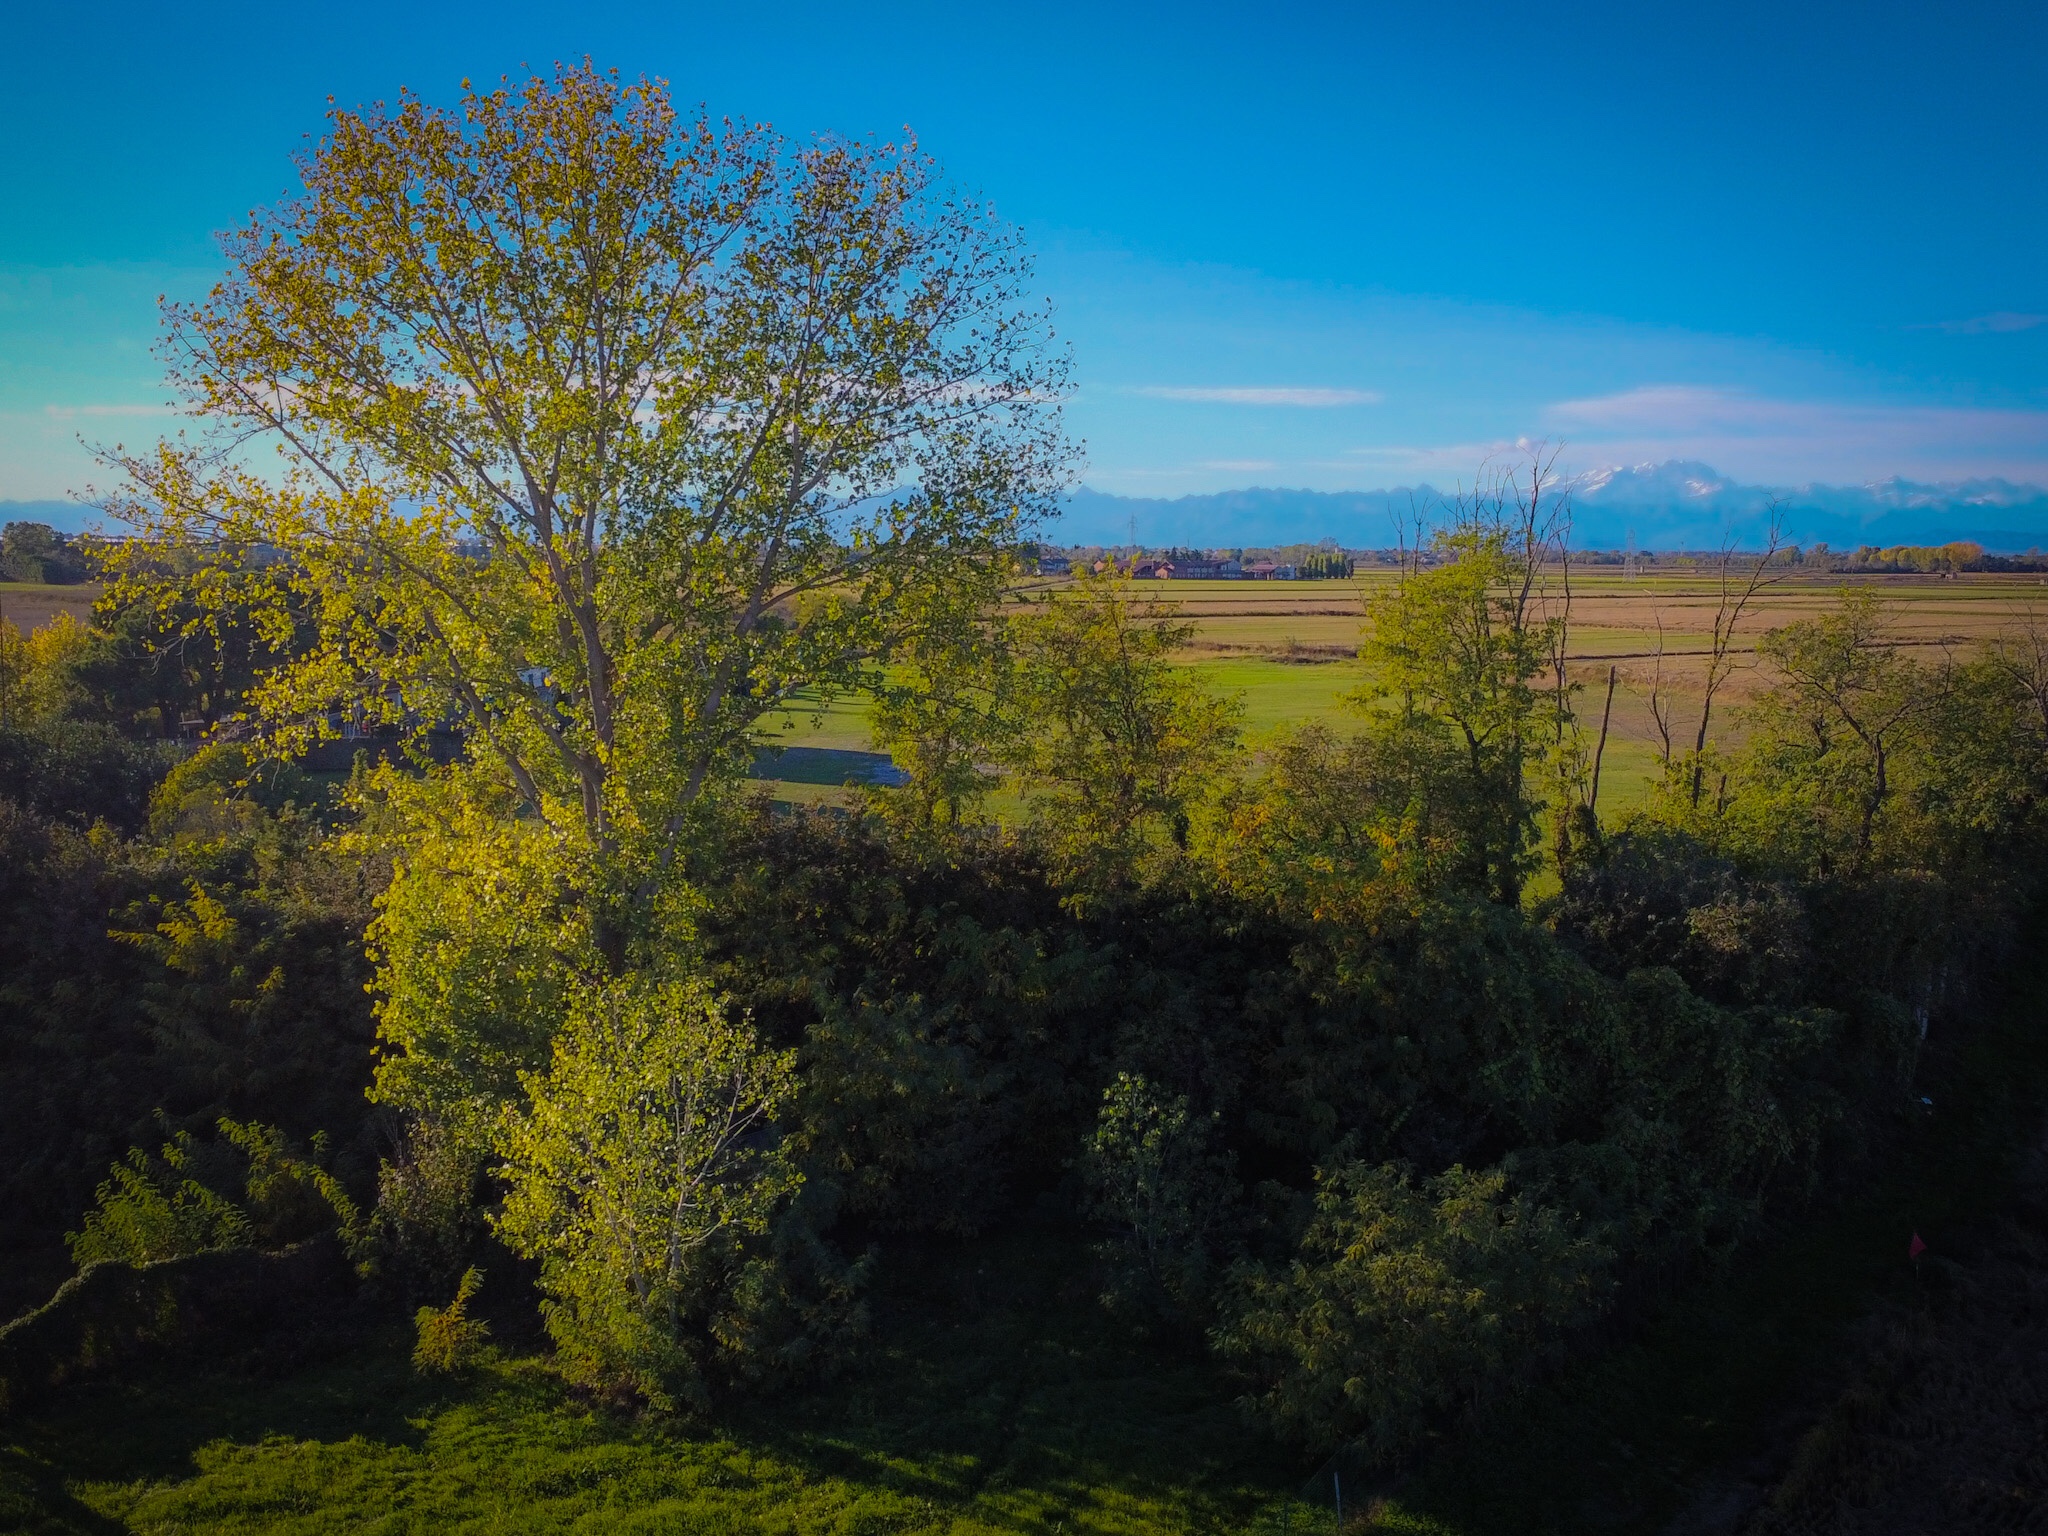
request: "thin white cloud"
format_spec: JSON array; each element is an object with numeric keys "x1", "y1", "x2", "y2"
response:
[
  {"x1": 1135, "y1": 386, "x2": 1383, "y2": 407},
  {"x1": 1539, "y1": 385, "x2": 2048, "y2": 483},
  {"x1": 1918, "y1": 312, "x2": 2048, "y2": 335},
  {"x1": 41, "y1": 403, "x2": 174, "y2": 419},
  {"x1": 1198, "y1": 458, "x2": 1278, "y2": 472}
]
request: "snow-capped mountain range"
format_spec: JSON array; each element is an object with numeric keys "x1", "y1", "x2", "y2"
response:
[
  {"x1": 11, "y1": 463, "x2": 2048, "y2": 554},
  {"x1": 1059, "y1": 464, "x2": 2048, "y2": 551}
]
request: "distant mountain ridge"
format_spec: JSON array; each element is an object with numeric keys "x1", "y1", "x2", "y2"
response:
[
  {"x1": 16, "y1": 467, "x2": 2048, "y2": 553},
  {"x1": 0, "y1": 500, "x2": 96, "y2": 535},
  {"x1": 1058, "y1": 465, "x2": 2048, "y2": 551}
]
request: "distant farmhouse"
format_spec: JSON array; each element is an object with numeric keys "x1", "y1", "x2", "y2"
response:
[{"x1": 1034, "y1": 543, "x2": 1363, "y2": 580}]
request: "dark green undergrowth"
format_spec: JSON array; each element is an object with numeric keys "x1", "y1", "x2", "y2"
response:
[
  {"x1": 1369, "y1": 918, "x2": 2048, "y2": 1535},
  {"x1": 5, "y1": 942, "x2": 2044, "y2": 1536}
]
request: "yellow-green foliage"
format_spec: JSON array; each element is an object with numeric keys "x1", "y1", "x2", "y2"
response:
[
  {"x1": 411, "y1": 1266, "x2": 490, "y2": 1373},
  {"x1": 146, "y1": 741, "x2": 318, "y2": 841},
  {"x1": 1846, "y1": 539, "x2": 1984, "y2": 572},
  {"x1": 1004, "y1": 571, "x2": 1242, "y2": 893},
  {"x1": 0, "y1": 610, "x2": 92, "y2": 727},
  {"x1": 66, "y1": 1135, "x2": 252, "y2": 1268},
  {"x1": 492, "y1": 976, "x2": 800, "y2": 1406},
  {"x1": 1204, "y1": 716, "x2": 1481, "y2": 912},
  {"x1": 360, "y1": 765, "x2": 595, "y2": 1147},
  {"x1": 220, "y1": 1118, "x2": 362, "y2": 1252},
  {"x1": 865, "y1": 577, "x2": 1022, "y2": 831},
  {"x1": 1219, "y1": 1162, "x2": 1613, "y2": 1457},
  {"x1": 1360, "y1": 519, "x2": 1564, "y2": 904},
  {"x1": 100, "y1": 64, "x2": 1067, "y2": 887}
]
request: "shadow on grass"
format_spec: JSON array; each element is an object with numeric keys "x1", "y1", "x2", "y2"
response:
[
  {"x1": 4, "y1": 1233, "x2": 1308, "y2": 1534},
  {"x1": 703, "y1": 1224, "x2": 1306, "y2": 1528},
  {"x1": 0, "y1": 1444, "x2": 128, "y2": 1535},
  {"x1": 13, "y1": 1323, "x2": 447, "y2": 1483}
]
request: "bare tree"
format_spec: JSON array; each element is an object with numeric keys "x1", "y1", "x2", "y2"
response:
[
  {"x1": 1643, "y1": 610, "x2": 1677, "y2": 769},
  {"x1": 1688, "y1": 504, "x2": 1788, "y2": 808},
  {"x1": 1588, "y1": 663, "x2": 1618, "y2": 815},
  {"x1": 1988, "y1": 602, "x2": 2048, "y2": 756}
]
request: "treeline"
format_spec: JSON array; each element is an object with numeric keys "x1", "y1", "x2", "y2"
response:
[
  {"x1": 9, "y1": 67, "x2": 2048, "y2": 1473},
  {"x1": 1840, "y1": 540, "x2": 2048, "y2": 574},
  {"x1": 1, "y1": 522, "x2": 93, "y2": 585},
  {"x1": 1048, "y1": 541, "x2": 1358, "y2": 578},
  {"x1": 1580, "y1": 540, "x2": 2048, "y2": 574}
]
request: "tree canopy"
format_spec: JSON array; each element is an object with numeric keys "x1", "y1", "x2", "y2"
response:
[{"x1": 103, "y1": 64, "x2": 1071, "y2": 880}]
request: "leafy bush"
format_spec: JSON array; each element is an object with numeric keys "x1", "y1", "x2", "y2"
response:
[
  {"x1": 362, "y1": 768, "x2": 589, "y2": 1150},
  {"x1": 698, "y1": 809, "x2": 1111, "y2": 1237},
  {"x1": 0, "y1": 720, "x2": 178, "y2": 832},
  {"x1": 492, "y1": 976, "x2": 800, "y2": 1407},
  {"x1": 412, "y1": 1266, "x2": 490, "y2": 1373},
  {"x1": 1554, "y1": 830, "x2": 1812, "y2": 1007},
  {"x1": 67, "y1": 1133, "x2": 252, "y2": 1267},
  {"x1": 364, "y1": 1117, "x2": 493, "y2": 1304},
  {"x1": 1083, "y1": 1072, "x2": 1238, "y2": 1316},
  {"x1": 1217, "y1": 1161, "x2": 1612, "y2": 1458},
  {"x1": 0, "y1": 783, "x2": 379, "y2": 1302},
  {"x1": 66, "y1": 1118, "x2": 357, "y2": 1270}
]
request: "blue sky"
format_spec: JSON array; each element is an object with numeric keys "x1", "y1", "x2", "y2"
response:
[{"x1": 3, "y1": 0, "x2": 2045, "y2": 506}]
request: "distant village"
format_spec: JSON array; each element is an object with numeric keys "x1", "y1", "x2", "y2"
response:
[
  {"x1": 1036, "y1": 542, "x2": 1368, "y2": 580},
  {"x1": 1036, "y1": 536, "x2": 2048, "y2": 579}
]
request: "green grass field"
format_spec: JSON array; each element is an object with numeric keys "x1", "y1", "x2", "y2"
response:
[
  {"x1": 746, "y1": 571, "x2": 2048, "y2": 818},
  {"x1": 4, "y1": 1228, "x2": 1312, "y2": 1536},
  {"x1": 748, "y1": 655, "x2": 1669, "y2": 818}
]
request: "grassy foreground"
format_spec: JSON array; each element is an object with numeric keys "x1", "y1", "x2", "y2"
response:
[{"x1": 0, "y1": 1229, "x2": 1311, "y2": 1536}]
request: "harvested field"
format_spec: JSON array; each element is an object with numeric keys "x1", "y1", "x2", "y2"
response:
[
  {"x1": 0, "y1": 582, "x2": 99, "y2": 632},
  {"x1": 1158, "y1": 571, "x2": 2048, "y2": 812},
  {"x1": 749, "y1": 572, "x2": 2048, "y2": 812}
]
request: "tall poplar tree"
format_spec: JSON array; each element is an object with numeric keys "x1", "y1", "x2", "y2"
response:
[{"x1": 101, "y1": 64, "x2": 1071, "y2": 897}]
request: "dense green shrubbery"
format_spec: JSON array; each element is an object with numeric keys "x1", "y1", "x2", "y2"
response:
[
  {"x1": 1218, "y1": 1160, "x2": 1612, "y2": 1455},
  {"x1": 0, "y1": 636, "x2": 381, "y2": 1312},
  {"x1": 14, "y1": 522, "x2": 2044, "y2": 1469},
  {"x1": 9, "y1": 62, "x2": 2046, "y2": 1473}
]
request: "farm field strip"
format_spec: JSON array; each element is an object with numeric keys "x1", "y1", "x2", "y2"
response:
[
  {"x1": 15, "y1": 575, "x2": 2041, "y2": 820},
  {"x1": 0, "y1": 582, "x2": 100, "y2": 631}
]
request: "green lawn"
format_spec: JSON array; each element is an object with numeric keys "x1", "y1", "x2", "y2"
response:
[
  {"x1": 750, "y1": 662, "x2": 1370, "y2": 761},
  {"x1": 1187, "y1": 656, "x2": 1364, "y2": 740},
  {"x1": 749, "y1": 660, "x2": 1672, "y2": 820},
  {"x1": 4, "y1": 1229, "x2": 1313, "y2": 1536}
]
